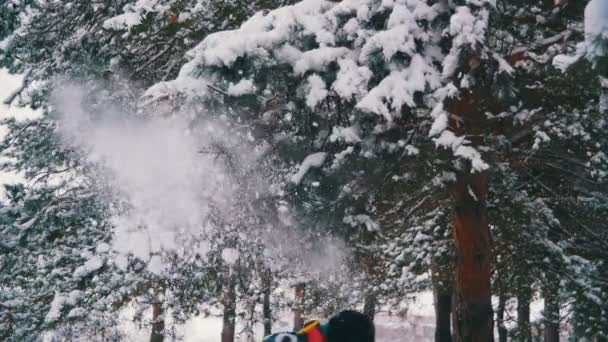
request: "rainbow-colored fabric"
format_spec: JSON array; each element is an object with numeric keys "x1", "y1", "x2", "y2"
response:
[{"x1": 263, "y1": 320, "x2": 329, "y2": 342}]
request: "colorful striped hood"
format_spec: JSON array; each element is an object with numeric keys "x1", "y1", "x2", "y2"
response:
[{"x1": 263, "y1": 320, "x2": 329, "y2": 342}]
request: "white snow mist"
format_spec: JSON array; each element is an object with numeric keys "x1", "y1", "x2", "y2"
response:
[
  {"x1": 50, "y1": 82, "x2": 347, "y2": 275},
  {"x1": 51, "y1": 83, "x2": 243, "y2": 271}
]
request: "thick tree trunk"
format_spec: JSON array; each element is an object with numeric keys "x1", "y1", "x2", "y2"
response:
[
  {"x1": 150, "y1": 301, "x2": 165, "y2": 342},
  {"x1": 363, "y1": 292, "x2": 376, "y2": 321},
  {"x1": 450, "y1": 171, "x2": 494, "y2": 342},
  {"x1": 497, "y1": 292, "x2": 508, "y2": 342},
  {"x1": 222, "y1": 274, "x2": 237, "y2": 342},
  {"x1": 517, "y1": 284, "x2": 533, "y2": 342},
  {"x1": 293, "y1": 283, "x2": 306, "y2": 331},
  {"x1": 434, "y1": 285, "x2": 453, "y2": 342},
  {"x1": 263, "y1": 269, "x2": 273, "y2": 336},
  {"x1": 543, "y1": 274, "x2": 560, "y2": 342},
  {"x1": 444, "y1": 89, "x2": 495, "y2": 342}
]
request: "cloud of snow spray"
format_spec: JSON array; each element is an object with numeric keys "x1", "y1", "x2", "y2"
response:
[{"x1": 50, "y1": 82, "x2": 346, "y2": 277}]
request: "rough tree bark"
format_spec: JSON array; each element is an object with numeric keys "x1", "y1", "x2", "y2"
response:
[
  {"x1": 447, "y1": 93, "x2": 494, "y2": 342},
  {"x1": 543, "y1": 273, "x2": 560, "y2": 342},
  {"x1": 263, "y1": 269, "x2": 273, "y2": 336},
  {"x1": 150, "y1": 300, "x2": 165, "y2": 342},
  {"x1": 293, "y1": 282, "x2": 306, "y2": 331},
  {"x1": 222, "y1": 273, "x2": 237, "y2": 342},
  {"x1": 450, "y1": 170, "x2": 494, "y2": 342}
]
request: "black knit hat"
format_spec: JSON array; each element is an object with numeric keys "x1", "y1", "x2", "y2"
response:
[{"x1": 326, "y1": 310, "x2": 375, "y2": 342}]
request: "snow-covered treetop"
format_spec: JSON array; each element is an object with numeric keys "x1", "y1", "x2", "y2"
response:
[
  {"x1": 0, "y1": 0, "x2": 296, "y2": 107},
  {"x1": 148, "y1": 0, "x2": 498, "y2": 173},
  {"x1": 137, "y1": 0, "x2": 506, "y2": 301}
]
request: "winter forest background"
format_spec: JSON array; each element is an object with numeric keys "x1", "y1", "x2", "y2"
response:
[{"x1": 0, "y1": 0, "x2": 607, "y2": 341}]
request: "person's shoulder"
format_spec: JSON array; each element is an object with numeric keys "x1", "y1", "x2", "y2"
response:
[{"x1": 263, "y1": 332, "x2": 304, "y2": 342}]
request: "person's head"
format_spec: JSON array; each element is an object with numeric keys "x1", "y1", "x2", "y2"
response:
[
  {"x1": 326, "y1": 310, "x2": 375, "y2": 342},
  {"x1": 262, "y1": 310, "x2": 374, "y2": 342}
]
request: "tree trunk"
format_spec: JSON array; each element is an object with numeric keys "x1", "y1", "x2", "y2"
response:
[
  {"x1": 150, "y1": 301, "x2": 165, "y2": 342},
  {"x1": 543, "y1": 274, "x2": 560, "y2": 342},
  {"x1": 517, "y1": 284, "x2": 533, "y2": 342},
  {"x1": 361, "y1": 251, "x2": 380, "y2": 322},
  {"x1": 450, "y1": 171, "x2": 494, "y2": 342},
  {"x1": 222, "y1": 273, "x2": 237, "y2": 342},
  {"x1": 434, "y1": 285, "x2": 453, "y2": 342},
  {"x1": 432, "y1": 253, "x2": 454, "y2": 342},
  {"x1": 497, "y1": 292, "x2": 508, "y2": 342},
  {"x1": 293, "y1": 283, "x2": 306, "y2": 331},
  {"x1": 445, "y1": 89, "x2": 495, "y2": 342},
  {"x1": 599, "y1": 76, "x2": 608, "y2": 114},
  {"x1": 363, "y1": 291, "x2": 376, "y2": 321},
  {"x1": 263, "y1": 269, "x2": 273, "y2": 336}
]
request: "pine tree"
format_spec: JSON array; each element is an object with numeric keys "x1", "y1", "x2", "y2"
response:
[
  {"x1": 0, "y1": 1, "x2": 300, "y2": 340},
  {"x1": 1, "y1": 0, "x2": 607, "y2": 340},
  {"x1": 144, "y1": 0, "x2": 608, "y2": 340},
  {"x1": 143, "y1": 1, "x2": 498, "y2": 339},
  {"x1": 0, "y1": 179, "x2": 135, "y2": 340}
]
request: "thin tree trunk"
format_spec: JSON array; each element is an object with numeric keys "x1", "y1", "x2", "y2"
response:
[
  {"x1": 599, "y1": 76, "x2": 608, "y2": 114},
  {"x1": 517, "y1": 284, "x2": 533, "y2": 342},
  {"x1": 150, "y1": 301, "x2": 165, "y2": 342},
  {"x1": 543, "y1": 273, "x2": 560, "y2": 342},
  {"x1": 432, "y1": 253, "x2": 454, "y2": 342},
  {"x1": 293, "y1": 283, "x2": 306, "y2": 331},
  {"x1": 450, "y1": 171, "x2": 494, "y2": 342},
  {"x1": 246, "y1": 304, "x2": 256, "y2": 342},
  {"x1": 363, "y1": 291, "x2": 376, "y2": 321},
  {"x1": 222, "y1": 273, "x2": 237, "y2": 342},
  {"x1": 434, "y1": 285, "x2": 453, "y2": 342},
  {"x1": 533, "y1": 323, "x2": 543, "y2": 342},
  {"x1": 263, "y1": 269, "x2": 273, "y2": 336},
  {"x1": 362, "y1": 252, "x2": 380, "y2": 322},
  {"x1": 497, "y1": 291, "x2": 508, "y2": 342}
]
